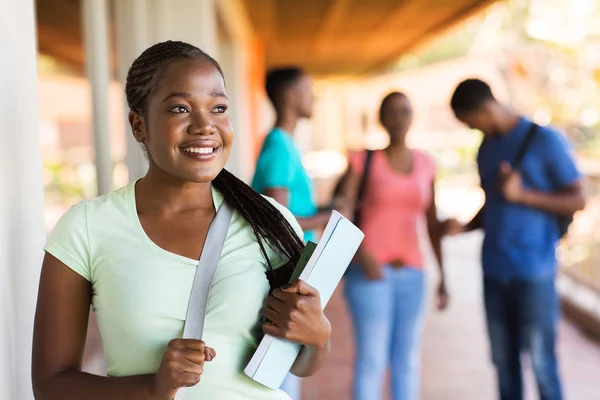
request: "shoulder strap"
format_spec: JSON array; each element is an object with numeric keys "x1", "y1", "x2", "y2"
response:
[
  {"x1": 514, "y1": 123, "x2": 538, "y2": 169},
  {"x1": 181, "y1": 201, "x2": 233, "y2": 340},
  {"x1": 353, "y1": 150, "x2": 374, "y2": 225}
]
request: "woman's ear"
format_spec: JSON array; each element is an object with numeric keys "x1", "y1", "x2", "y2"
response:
[{"x1": 129, "y1": 111, "x2": 146, "y2": 143}]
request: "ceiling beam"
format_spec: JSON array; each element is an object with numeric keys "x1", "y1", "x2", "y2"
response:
[
  {"x1": 245, "y1": 0, "x2": 278, "y2": 64},
  {"x1": 359, "y1": 0, "x2": 422, "y2": 57},
  {"x1": 363, "y1": 0, "x2": 500, "y2": 74},
  {"x1": 311, "y1": 0, "x2": 351, "y2": 60},
  {"x1": 216, "y1": 0, "x2": 256, "y2": 45}
]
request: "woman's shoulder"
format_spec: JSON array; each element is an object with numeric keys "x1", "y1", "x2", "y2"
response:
[
  {"x1": 412, "y1": 149, "x2": 437, "y2": 175},
  {"x1": 51, "y1": 183, "x2": 134, "y2": 236},
  {"x1": 348, "y1": 149, "x2": 378, "y2": 175}
]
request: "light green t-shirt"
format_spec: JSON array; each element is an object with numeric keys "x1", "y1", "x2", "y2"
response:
[{"x1": 44, "y1": 181, "x2": 304, "y2": 400}]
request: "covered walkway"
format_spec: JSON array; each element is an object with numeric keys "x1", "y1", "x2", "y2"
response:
[{"x1": 302, "y1": 232, "x2": 600, "y2": 399}]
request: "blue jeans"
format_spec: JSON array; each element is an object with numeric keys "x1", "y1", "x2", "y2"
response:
[
  {"x1": 484, "y1": 277, "x2": 563, "y2": 400},
  {"x1": 279, "y1": 373, "x2": 300, "y2": 400},
  {"x1": 344, "y1": 265, "x2": 425, "y2": 400}
]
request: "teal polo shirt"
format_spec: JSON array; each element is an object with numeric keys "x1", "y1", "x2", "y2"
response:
[{"x1": 252, "y1": 128, "x2": 317, "y2": 243}]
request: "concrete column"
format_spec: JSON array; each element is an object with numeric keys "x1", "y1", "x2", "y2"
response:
[
  {"x1": 0, "y1": 0, "x2": 45, "y2": 398},
  {"x1": 220, "y1": 43, "x2": 255, "y2": 182},
  {"x1": 216, "y1": 0, "x2": 258, "y2": 182},
  {"x1": 151, "y1": 0, "x2": 218, "y2": 57},
  {"x1": 82, "y1": 0, "x2": 113, "y2": 195},
  {"x1": 114, "y1": 0, "x2": 150, "y2": 181}
]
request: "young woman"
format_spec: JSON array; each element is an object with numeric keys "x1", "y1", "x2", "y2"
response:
[
  {"x1": 337, "y1": 92, "x2": 450, "y2": 400},
  {"x1": 32, "y1": 41, "x2": 331, "y2": 400}
]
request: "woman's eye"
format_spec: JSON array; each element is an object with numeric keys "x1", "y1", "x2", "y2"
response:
[
  {"x1": 213, "y1": 105, "x2": 228, "y2": 114},
  {"x1": 169, "y1": 106, "x2": 189, "y2": 113}
]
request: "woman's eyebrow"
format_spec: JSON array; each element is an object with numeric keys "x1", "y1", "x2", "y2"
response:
[
  {"x1": 211, "y1": 91, "x2": 228, "y2": 100},
  {"x1": 161, "y1": 92, "x2": 192, "y2": 103},
  {"x1": 161, "y1": 91, "x2": 228, "y2": 102}
]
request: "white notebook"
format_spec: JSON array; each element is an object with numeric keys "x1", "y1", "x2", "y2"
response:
[{"x1": 244, "y1": 211, "x2": 364, "y2": 390}]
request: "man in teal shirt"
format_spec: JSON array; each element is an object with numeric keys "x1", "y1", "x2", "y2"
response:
[
  {"x1": 252, "y1": 67, "x2": 330, "y2": 244},
  {"x1": 252, "y1": 67, "x2": 330, "y2": 398}
]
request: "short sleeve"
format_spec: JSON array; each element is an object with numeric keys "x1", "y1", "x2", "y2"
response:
[
  {"x1": 348, "y1": 151, "x2": 367, "y2": 176},
  {"x1": 263, "y1": 196, "x2": 305, "y2": 269},
  {"x1": 44, "y1": 201, "x2": 92, "y2": 281},
  {"x1": 259, "y1": 145, "x2": 296, "y2": 189},
  {"x1": 540, "y1": 128, "x2": 581, "y2": 188}
]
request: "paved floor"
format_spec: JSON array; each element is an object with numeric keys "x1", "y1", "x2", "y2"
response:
[{"x1": 300, "y1": 232, "x2": 600, "y2": 400}]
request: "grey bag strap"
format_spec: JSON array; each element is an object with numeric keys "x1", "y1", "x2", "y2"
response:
[
  {"x1": 182, "y1": 201, "x2": 233, "y2": 340},
  {"x1": 175, "y1": 201, "x2": 233, "y2": 400}
]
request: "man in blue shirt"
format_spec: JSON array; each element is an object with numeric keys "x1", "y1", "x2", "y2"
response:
[
  {"x1": 252, "y1": 67, "x2": 331, "y2": 399},
  {"x1": 449, "y1": 79, "x2": 585, "y2": 400}
]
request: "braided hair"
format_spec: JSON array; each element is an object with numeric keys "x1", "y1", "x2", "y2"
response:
[{"x1": 125, "y1": 41, "x2": 304, "y2": 287}]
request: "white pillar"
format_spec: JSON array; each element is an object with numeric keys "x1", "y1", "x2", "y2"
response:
[
  {"x1": 221, "y1": 43, "x2": 254, "y2": 182},
  {"x1": 82, "y1": 0, "x2": 113, "y2": 195},
  {"x1": 152, "y1": 0, "x2": 219, "y2": 57},
  {"x1": 114, "y1": 0, "x2": 150, "y2": 182},
  {"x1": 216, "y1": 0, "x2": 257, "y2": 182},
  {"x1": 0, "y1": 0, "x2": 45, "y2": 399}
]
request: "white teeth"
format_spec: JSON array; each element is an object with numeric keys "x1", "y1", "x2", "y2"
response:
[{"x1": 182, "y1": 147, "x2": 215, "y2": 154}]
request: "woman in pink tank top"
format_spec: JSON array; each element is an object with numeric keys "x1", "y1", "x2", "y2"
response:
[{"x1": 337, "y1": 92, "x2": 450, "y2": 400}]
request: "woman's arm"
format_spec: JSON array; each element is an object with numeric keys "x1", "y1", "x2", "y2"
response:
[
  {"x1": 32, "y1": 254, "x2": 211, "y2": 400},
  {"x1": 425, "y1": 182, "x2": 449, "y2": 311},
  {"x1": 32, "y1": 253, "x2": 157, "y2": 399},
  {"x1": 262, "y1": 280, "x2": 331, "y2": 377}
]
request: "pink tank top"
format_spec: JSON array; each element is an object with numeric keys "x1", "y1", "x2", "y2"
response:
[{"x1": 349, "y1": 149, "x2": 436, "y2": 268}]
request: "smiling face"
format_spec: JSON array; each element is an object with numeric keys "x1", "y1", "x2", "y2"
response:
[{"x1": 129, "y1": 59, "x2": 234, "y2": 184}]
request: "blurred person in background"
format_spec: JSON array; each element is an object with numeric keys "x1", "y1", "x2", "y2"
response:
[
  {"x1": 32, "y1": 41, "x2": 332, "y2": 400},
  {"x1": 336, "y1": 92, "x2": 450, "y2": 400},
  {"x1": 251, "y1": 67, "x2": 331, "y2": 399},
  {"x1": 448, "y1": 78, "x2": 586, "y2": 400}
]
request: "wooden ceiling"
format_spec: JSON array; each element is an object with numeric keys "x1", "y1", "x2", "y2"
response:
[
  {"x1": 37, "y1": 0, "x2": 85, "y2": 70},
  {"x1": 243, "y1": 0, "x2": 498, "y2": 75},
  {"x1": 35, "y1": 0, "x2": 497, "y2": 77}
]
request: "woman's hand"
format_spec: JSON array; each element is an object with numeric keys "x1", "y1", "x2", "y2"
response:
[
  {"x1": 442, "y1": 218, "x2": 465, "y2": 236},
  {"x1": 359, "y1": 251, "x2": 384, "y2": 281},
  {"x1": 436, "y1": 279, "x2": 450, "y2": 311},
  {"x1": 262, "y1": 280, "x2": 331, "y2": 349},
  {"x1": 151, "y1": 339, "x2": 216, "y2": 400}
]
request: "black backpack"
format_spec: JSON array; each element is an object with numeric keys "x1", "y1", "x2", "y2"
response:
[{"x1": 512, "y1": 123, "x2": 573, "y2": 237}]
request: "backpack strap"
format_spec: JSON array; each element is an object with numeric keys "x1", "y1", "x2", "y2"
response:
[
  {"x1": 175, "y1": 201, "x2": 233, "y2": 400},
  {"x1": 353, "y1": 150, "x2": 374, "y2": 226},
  {"x1": 514, "y1": 123, "x2": 538, "y2": 169}
]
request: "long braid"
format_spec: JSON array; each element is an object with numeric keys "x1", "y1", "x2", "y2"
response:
[
  {"x1": 213, "y1": 169, "x2": 304, "y2": 266},
  {"x1": 125, "y1": 41, "x2": 304, "y2": 286}
]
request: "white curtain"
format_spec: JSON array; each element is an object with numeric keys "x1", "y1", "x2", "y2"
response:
[{"x1": 0, "y1": 0, "x2": 45, "y2": 398}]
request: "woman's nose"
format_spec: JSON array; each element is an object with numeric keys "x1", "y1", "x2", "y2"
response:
[{"x1": 187, "y1": 112, "x2": 217, "y2": 135}]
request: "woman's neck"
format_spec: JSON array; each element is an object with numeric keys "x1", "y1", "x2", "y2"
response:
[
  {"x1": 136, "y1": 166, "x2": 214, "y2": 213},
  {"x1": 386, "y1": 141, "x2": 409, "y2": 154}
]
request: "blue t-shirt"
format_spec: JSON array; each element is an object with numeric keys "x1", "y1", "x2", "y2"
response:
[
  {"x1": 252, "y1": 128, "x2": 317, "y2": 243},
  {"x1": 477, "y1": 117, "x2": 581, "y2": 281}
]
